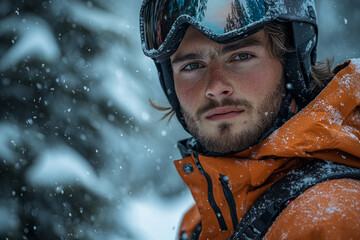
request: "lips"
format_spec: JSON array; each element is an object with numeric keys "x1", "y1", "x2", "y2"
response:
[{"x1": 206, "y1": 106, "x2": 244, "y2": 121}]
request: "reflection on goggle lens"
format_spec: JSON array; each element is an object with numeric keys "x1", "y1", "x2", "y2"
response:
[{"x1": 142, "y1": 0, "x2": 266, "y2": 51}]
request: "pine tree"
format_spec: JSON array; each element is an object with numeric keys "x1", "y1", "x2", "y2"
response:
[{"x1": 0, "y1": 0, "x2": 186, "y2": 239}]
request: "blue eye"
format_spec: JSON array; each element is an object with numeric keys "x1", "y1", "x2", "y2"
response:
[
  {"x1": 183, "y1": 62, "x2": 204, "y2": 71},
  {"x1": 233, "y1": 53, "x2": 252, "y2": 61}
]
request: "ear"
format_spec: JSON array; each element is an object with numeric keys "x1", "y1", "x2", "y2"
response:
[{"x1": 290, "y1": 98, "x2": 298, "y2": 113}]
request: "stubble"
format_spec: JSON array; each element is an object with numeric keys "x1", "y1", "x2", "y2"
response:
[{"x1": 182, "y1": 80, "x2": 285, "y2": 154}]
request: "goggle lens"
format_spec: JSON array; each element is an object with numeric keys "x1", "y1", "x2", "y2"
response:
[{"x1": 142, "y1": 0, "x2": 266, "y2": 52}]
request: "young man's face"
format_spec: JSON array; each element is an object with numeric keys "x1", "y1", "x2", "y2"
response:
[{"x1": 171, "y1": 26, "x2": 285, "y2": 153}]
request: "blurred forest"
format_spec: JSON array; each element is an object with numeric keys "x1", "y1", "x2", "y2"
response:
[{"x1": 0, "y1": 0, "x2": 359, "y2": 239}]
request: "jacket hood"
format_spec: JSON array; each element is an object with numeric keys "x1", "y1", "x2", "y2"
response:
[{"x1": 250, "y1": 59, "x2": 360, "y2": 166}]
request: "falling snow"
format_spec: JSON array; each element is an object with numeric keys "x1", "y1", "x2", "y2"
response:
[{"x1": 0, "y1": 0, "x2": 359, "y2": 239}]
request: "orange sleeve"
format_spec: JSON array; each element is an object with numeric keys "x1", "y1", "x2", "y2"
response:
[
  {"x1": 177, "y1": 204, "x2": 201, "y2": 239},
  {"x1": 264, "y1": 179, "x2": 360, "y2": 240}
]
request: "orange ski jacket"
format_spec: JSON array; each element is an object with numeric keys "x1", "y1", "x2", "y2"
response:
[{"x1": 174, "y1": 59, "x2": 360, "y2": 240}]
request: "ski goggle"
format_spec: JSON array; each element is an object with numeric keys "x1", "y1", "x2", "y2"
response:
[{"x1": 140, "y1": 0, "x2": 268, "y2": 60}]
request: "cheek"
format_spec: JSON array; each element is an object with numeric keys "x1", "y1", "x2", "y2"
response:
[
  {"x1": 235, "y1": 71, "x2": 266, "y2": 97},
  {"x1": 174, "y1": 79, "x2": 201, "y2": 111},
  {"x1": 239, "y1": 60, "x2": 282, "y2": 98}
]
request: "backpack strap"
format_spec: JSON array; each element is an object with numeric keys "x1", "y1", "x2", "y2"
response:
[{"x1": 231, "y1": 160, "x2": 360, "y2": 240}]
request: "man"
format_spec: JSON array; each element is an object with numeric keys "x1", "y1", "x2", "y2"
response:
[{"x1": 140, "y1": 0, "x2": 360, "y2": 239}]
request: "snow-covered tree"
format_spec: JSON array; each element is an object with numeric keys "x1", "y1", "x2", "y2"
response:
[{"x1": 0, "y1": 0, "x2": 188, "y2": 239}]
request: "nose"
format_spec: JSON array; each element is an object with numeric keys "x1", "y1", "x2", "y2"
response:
[{"x1": 205, "y1": 65, "x2": 233, "y2": 100}]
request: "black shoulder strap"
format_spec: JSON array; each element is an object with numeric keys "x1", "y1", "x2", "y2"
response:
[{"x1": 231, "y1": 160, "x2": 360, "y2": 240}]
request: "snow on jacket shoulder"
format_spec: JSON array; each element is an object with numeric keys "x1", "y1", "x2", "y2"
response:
[
  {"x1": 173, "y1": 59, "x2": 360, "y2": 240},
  {"x1": 264, "y1": 178, "x2": 360, "y2": 240}
]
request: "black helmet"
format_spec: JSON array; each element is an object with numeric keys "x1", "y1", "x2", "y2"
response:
[{"x1": 140, "y1": 0, "x2": 318, "y2": 132}]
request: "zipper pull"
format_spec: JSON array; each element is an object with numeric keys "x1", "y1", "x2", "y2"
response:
[
  {"x1": 220, "y1": 174, "x2": 230, "y2": 186},
  {"x1": 193, "y1": 153, "x2": 205, "y2": 174}
]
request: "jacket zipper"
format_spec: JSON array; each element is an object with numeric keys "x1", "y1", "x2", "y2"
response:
[
  {"x1": 193, "y1": 153, "x2": 228, "y2": 231},
  {"x1": 219, "y1": 174, "x2": 239, "y2": 230}
]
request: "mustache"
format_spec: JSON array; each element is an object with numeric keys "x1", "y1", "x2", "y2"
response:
[{"x1": 195, "y1": 98, "x2": 252, "y2": 119}]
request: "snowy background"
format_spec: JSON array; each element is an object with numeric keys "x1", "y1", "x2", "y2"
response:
[{"x1": 0, "y1": 0, "x2": 359, "y2": 239}]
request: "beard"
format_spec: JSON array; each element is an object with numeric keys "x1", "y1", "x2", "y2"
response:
[{"x1": 181, "y1": 80, "x2": 285, "y2": 154}]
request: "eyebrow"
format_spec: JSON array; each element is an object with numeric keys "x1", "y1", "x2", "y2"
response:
[
  {"x1": 171, "y1": 52, "x2": 203, "y2": 65},
  {"x1": 171, "y1": 37, "x2": 263, "y2": 65},
  {"x1": 221, "y1": 38, "x2": 262, "y2": 55}
]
